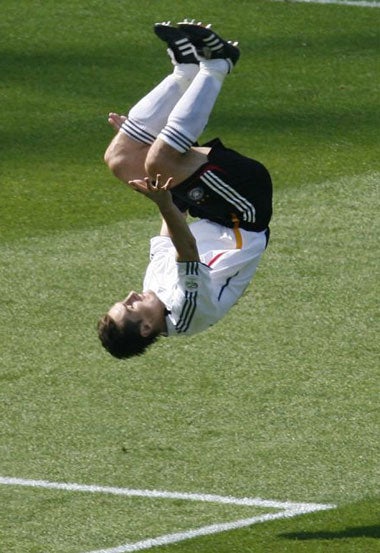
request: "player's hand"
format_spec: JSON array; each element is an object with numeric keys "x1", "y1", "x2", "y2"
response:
[{"x1": 128, "y1": 174, "x2": 174, "y2": 207}]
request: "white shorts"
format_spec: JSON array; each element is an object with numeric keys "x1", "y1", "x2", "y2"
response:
[
  {"x1": 189, "y1": 219, "x2": 268, "y2": 301},
  {"x1": 191, "y1": 218, "x2": 267, "y2": 265}
]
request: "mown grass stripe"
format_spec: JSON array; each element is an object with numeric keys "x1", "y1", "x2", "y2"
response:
[{"x1": 273, "y1": 0, "x2": 380, "y2": 7}]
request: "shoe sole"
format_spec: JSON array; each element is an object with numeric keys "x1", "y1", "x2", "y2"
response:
[{"x1": 177, "y1": 23, "x2": 240, "y2": 67}]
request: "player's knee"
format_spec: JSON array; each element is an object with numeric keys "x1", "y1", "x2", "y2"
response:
[
  {"x1": 144, "y1": 148, "x2": 164, "y2": 177},
  {"x1": 104, "y1": 146, "x2": 126, "y2": 179},
  {"x1": 145, "y1": 140, "x2": 178, "y2": 178},
  {"x1": 104, "y1": 144, "x2": 114, "y2": 168},
  {"x1": 104, "y1": 150, "x2": 120, "y2": 176}
]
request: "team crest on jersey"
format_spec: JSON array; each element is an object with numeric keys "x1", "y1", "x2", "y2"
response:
[
  {"x1": 187, "y1": 186, "x2": 204, "y2": 202},
  {"x1": 185, "y1": 278, "x2": 198, "y2": 290}
]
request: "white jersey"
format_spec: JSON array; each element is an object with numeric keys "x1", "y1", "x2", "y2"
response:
[{"x1": 143, "y1": 219, "x2": 268, "y2": 337}]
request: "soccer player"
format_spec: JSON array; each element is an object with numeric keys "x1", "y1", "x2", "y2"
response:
[{"x1": 98, "y1": 21, "x2": 273, "y2": 359}]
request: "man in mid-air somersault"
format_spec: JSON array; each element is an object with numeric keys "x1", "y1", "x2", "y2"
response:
[{"x1": 98, "y1": 20, "x2": 273, "y2": 359}]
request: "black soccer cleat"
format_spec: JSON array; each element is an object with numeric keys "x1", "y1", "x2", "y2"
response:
[
  {"x1": 177, "y1": 20, "x2": 240, "y2": 72},
  {"x1": 154, "y1": 22, "x2": 199, "y2": 64}
]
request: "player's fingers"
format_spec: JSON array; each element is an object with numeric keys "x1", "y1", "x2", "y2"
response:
[
  {"x1": 150, "y1": 174, "x2": 162, "y2": 189},
  {"x1": 128, "y1": 179, "x2": 147, "y2": 193},
  {"x1": 147, "y1": 177, "x2": 158, "y2": 191},
  {"x1": 162, "y1": 177, "x2": 174, "y2": 190}
]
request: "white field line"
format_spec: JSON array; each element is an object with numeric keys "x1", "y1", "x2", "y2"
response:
[
  {"x1": 0, "y1": 476, "x2": 333, "y2": 511},
  {"x1": 273, "y1": 0, "x2": 380, "y2": 7},
  {"x1": 83, "y1": 507, "x2": 330, "y2": 553},
  {"x1": 0, "y1": 476, "x2": 335, "y2": 553}
]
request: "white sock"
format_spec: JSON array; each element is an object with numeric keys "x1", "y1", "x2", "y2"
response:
[
  {"x1": 157, "y1": 59, "x2": 229, "y2": 153},
  {"x1": 121, "y1": 64, "x2": 199, "y2": 144}
]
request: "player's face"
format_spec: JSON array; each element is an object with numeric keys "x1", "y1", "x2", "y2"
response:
[{"x1": 108, "y1": 290, "x2": 162, "y2": 329}]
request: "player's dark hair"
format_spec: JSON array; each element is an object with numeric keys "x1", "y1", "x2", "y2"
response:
[{"x1": 97, "y1": 314, "x2": 159, "y2": 359}]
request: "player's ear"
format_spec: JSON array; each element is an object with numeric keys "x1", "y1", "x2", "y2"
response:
[{"x1": 140, "y1": 321, "x2": 153, "y2": 338}]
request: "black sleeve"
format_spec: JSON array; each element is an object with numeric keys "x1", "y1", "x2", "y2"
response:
[{"x1": 171, "y1": 192, "x2": 190, "y2": 213}]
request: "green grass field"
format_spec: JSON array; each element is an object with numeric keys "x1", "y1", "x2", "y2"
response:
[{"x1": 1, "y1": 0, "x2": 379, "y2": 552}]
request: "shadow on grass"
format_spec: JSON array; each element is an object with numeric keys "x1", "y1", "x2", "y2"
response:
[{"x1": 280, "y1": 525, "x2": 380, "y2": 541}]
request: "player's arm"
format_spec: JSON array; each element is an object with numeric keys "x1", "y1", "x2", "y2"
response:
[
  {"x1": 129, "y1": 175, "x2": 200, "y2": 262},
  {"x1": 158, "y1": 202, "x2": 199, "y2": 263},
  {"x1": 159, "y1": 210, "x2": 187, "y2": 238}
]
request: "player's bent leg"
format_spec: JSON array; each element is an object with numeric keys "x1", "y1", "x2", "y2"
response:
[
  {"x1": 144, "y1": 138, "x2": 207, "y2": 186},
  {"x1": 105, "y1": 131, "x2": 149, "y2": 184}
]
